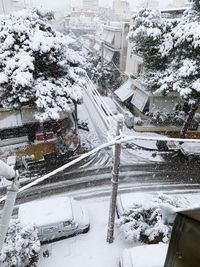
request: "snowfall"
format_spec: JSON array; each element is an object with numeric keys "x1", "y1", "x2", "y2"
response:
[
  {"x1": 1, "y1": 75, "x2": 200, "y2": 267},
  {"x1": 37, "y1": 191, "x2": 200, "y2": 267},
  {"x1": 1, "y1": 96, "x2": 199, "y2": 267}
]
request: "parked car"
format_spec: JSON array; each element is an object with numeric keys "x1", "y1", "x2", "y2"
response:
[
  {"x1": 179, "y1": 142, "x2": 200, "y2": 160},
  {"x1": 18, "y1": 196, "x2": 90, "y2": 243},
  {"x1": 119, "y1": 206, "x2": 200, "y2": 267}
]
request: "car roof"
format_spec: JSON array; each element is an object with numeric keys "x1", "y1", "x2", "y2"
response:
[{"x1": 18, "y1": 197, "x2": 74, "y2": 227}]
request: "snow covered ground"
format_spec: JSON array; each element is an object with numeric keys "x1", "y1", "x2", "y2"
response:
[
  {"x1": 38, "y1": 196, "x2": 131, "y2": 267},
  {"x1": 37, "y1": 191, "x2": 200, "y2": 267}
]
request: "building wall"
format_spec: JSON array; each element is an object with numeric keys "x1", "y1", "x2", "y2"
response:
[
  {"x1": 120, "y1": 23, "x2": 129, "y2": 72},
  {"x1": 82, "y1": 0, "x2": 99, "y2": 11},
  {"x1": 0, "y1": 0, "x2": 26, "y2": 14},
  {"x1": 149, "y1": 95, "x2": 183, "y2": 113},
  {"x1": 101, "y1": 22, "x2": 129, "y2": 71},
  {"x1": 125, "y1": 43, "x2": 143, "y2": 77},
  {"x1": 112, "y1": 0, "x2": 130, "y2": 21}
]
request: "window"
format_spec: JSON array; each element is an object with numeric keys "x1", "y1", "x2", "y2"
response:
[
  {"x1": 43, "y1": 227, "x2": 58, "y2": 235},
  {"x1": 137, "y1": 62, "x2": 143, "y2": 76},
  {"x1": 0, "y1": 126, "x2": 29, "y2": 140}
]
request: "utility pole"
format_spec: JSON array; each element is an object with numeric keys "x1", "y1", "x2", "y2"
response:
[
  {"x1": 0, "y1": 159, "x2": 19, "y2": 252},
  {"x1": 107, "y1": 114, "x2": 124, "y2": 243}
]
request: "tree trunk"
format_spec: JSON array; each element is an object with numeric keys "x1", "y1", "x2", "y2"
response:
[{"x1": 180, "y1": 102, "x2": 199, "y2": 139}]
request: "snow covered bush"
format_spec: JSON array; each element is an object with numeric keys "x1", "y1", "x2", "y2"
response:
[
  {"x1": 0, "y1": 9, "x2": 85, "y2": 122},
  {"x1": 147, "y1": 110, "x2": 186, "y2": 125},
  {"x1": 0, "y1": 219, "x2": 40, "y2": 267},
  {"x1": 116, "y1": 193, "x2": 189, "y2": 244}
]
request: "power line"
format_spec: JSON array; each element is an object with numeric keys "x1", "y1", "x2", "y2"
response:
[{"x1": 0, "y1": 133, "x2": 200, "y2": 203}]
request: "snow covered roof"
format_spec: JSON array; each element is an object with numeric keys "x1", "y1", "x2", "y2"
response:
[
  {"x1": 114, "y1": 79, "x2": 134, "y2": 102},
  {"x1": 19, "y1": 197, "x2": 73, "y2": 227},
  {"x1": 121, "y1": 243, "x2": 168, "y2": 267},
  {"x1": 180, "y1": 143, "x2": 200, "y2": 156},
  {"x1": 0, "y1": 111, "x2": 22, "y2": 130}
]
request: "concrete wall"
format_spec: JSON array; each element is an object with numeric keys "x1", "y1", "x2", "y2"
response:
[
  {"x1": 120, "y1": 23, "x2": 129, "y2": 72},
  {"x1": 125, "y1": 44, "x2": 143, "y2": 77},
  {"x1": 149, "y1": 95, "x2": 183, "y2": 113}
]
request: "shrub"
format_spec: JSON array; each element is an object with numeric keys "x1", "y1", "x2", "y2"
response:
[
  {"x1": 0, "y1": 219, "x2": 40, "y2": 267},
  {"x1": 116, "y1": 193, "x2": 189, "y2": 244}
]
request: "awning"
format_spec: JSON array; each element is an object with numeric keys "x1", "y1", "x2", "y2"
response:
[
  {"x1": 106, "y1": 32, "x2": 115, "y2": 44},
  {"x1": 131, "y1": 89, "x2": 149, "y2": 112},
  {"x1": 21, "y1": 108, "x2": 37, "y2": 124},
  {"x1": 103, "y1": 47, "x2": 114, "y2": 62},
  {"x1": 94, "y1": 43, "x2": 100, "y2": 51},
  {"x1": 114, "y1": 79, "x2": 134, "y2": 102},
  {"x1": 0, "y1": 111, "x2": 22, "y2": 130},
  {"x1": 102, "y1": 30, "x2": 108, "y2": 41}
]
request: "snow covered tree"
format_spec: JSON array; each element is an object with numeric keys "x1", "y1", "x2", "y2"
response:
[
  {"x1": 169, "y1": 1, "x2": 200, "y2": 137},
  {"x1": 128, "y1": 4, "x2": 200, "y2": 137},
  {"x1": 0, "y1": 9, "x2": 85, "y2": 122},
  {"x1": 0, "y1": 219, "x2": 40, "y2": 267},
  {"x1": 83, "y1": 53, "x2": 122, "y2": 91}
]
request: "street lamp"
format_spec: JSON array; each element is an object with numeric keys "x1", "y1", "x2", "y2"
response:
[{"x1": 0, "y1": 159, "x2": 19, "y2": 252}]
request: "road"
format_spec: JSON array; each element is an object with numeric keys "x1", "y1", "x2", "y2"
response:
[
  {"x1": 1, "y1": 79, "x2": 200, "y2": 209},
  {"x1": 0, "y1": 151, "x2": 200, "y2": 211}
]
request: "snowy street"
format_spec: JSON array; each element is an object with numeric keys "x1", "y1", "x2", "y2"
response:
[
  {"x1": 38, "y1": 197, "x2": 127, "y2": 267},
  {"x1": 1, "y1": 2, "x2": 200, "y2": 266},
  {"x1": 37, "y1": 191, "x2": 200, "y2": 267}
]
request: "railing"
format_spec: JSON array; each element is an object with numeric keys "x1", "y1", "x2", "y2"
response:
[{"x1": 84, "y1": 75, "x2": 117, "y2": 129}]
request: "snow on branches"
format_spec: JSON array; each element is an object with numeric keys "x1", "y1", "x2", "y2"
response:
[
  {"x1": 128, "y1": 4, "x2": 200, "y2": 104},
  {"x1": 0, "y1": 9, "x2": 85, "y2": 122},
  {"x1": 0, "y1": 219, "x2": 40, "y2": 267},
  {"x1": 116, "y1": 193, "x2": 189, "y2": 244}
]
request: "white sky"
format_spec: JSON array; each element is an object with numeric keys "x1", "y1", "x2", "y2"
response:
[{"x1": 33, "y1": 0, "x2": 175, "y2": 11}]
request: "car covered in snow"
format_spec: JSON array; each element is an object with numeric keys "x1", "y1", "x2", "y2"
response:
[
  {"x1": 18, "y1": 196, "x2": 90, "y2": 243},
  {"x1": 119, "y1": 206, "x2": 200, "y2": 267},
  {"x1": 179, "y1": 142, "x2": 200, "y2": 160}
]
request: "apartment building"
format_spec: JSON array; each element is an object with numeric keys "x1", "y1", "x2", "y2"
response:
[
  {"x1": 99, "y1": 22, "x2": 129, "y2": 72},
  {"x1": 111, "y1": 0, "x2": 130, "y2": 21},
  {"x1": 0, "y1": 0, "x2": 31, "y2": 14},
  {"x1": 82, "y1": 0, "x2": 99, "y2": 11}
]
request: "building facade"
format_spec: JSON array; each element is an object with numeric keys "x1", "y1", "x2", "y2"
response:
[
  {"x1": 82, "y1": 0, "x2": 99, "y2": 11},
  {"x1": 111, "y1": 0, "x2": 130, "y2": 21},
  {"x1": 0, "y1": 0, "x2": 31, "y2": 14},
  {"x1": 99, "y1": 22, "x2": 129, "y2": 72}
]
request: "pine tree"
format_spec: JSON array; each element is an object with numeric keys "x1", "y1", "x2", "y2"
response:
[
  {"x1": 0, "y1": 9, "x2": 85, "y2": 122},
  {"x1": 129, "y1": 4, "x2": 200, "y2": 137},
  {"x1": 171, "y1": 1, "x2": 200, "y2": 137}
]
